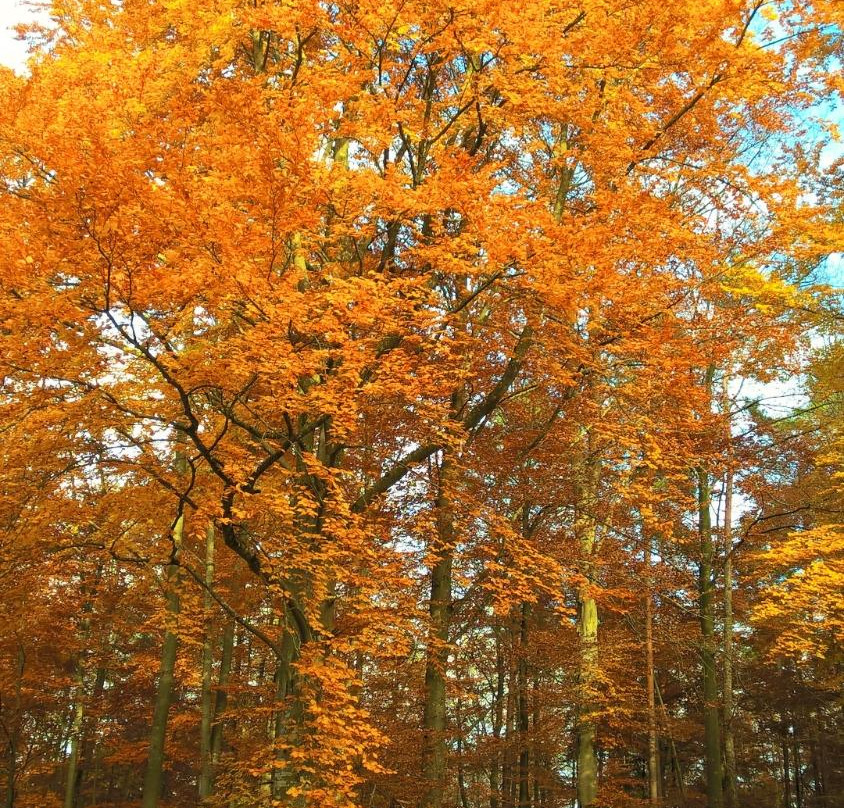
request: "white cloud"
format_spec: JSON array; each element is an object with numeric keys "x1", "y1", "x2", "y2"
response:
[{"x1": 0, "y1": 0, "x2": 44, "y2": 73}]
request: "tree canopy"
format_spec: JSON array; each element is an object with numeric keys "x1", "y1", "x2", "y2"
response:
[{"x1": 0, "y1": 1, "x2": 842, "y2": 807}]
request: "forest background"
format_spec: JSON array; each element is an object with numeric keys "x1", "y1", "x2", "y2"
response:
[{"x1": 0, "y1": 1, "x2": 842, "y2": 808}]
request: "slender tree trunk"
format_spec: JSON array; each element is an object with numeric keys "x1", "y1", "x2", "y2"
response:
[
  {"x1": 4, "y1": 743, "x2": 12, "y2": 808},
  {"x1": 818, "y1": 728, "x2": 830, "y2": 801},
  {"x1": 259, "y1": 616, "x2": 275, "y2": 801},
  {"x1": 210, "y1": 619, "x2": 235, "y2": 766},
  {"x1": 271, "y1": 627, "x2": 300, "y2": 800},
  {"x1": 722, "y1": 375, "x2": 739, "y2": 808},
  {"x1": 141, "y1": 513, "x2": 183, "y2": 808},
  {"x1": 518, "y1": 601, "x2": 530, "y2": 808},
  {"x1": 456, "y1": 697, "x2": 471, "y2": 808},
  {"x1": 532, "y1": 672, "x2": 541, "y2": 808},
  {"x1": 63, "y1": 565, "x2": 104, "y2": 808},
  {"x1": 63, "y1": 671, "x2": 85, "y2": 808},
  {"x1": 198, "y1": 523, "x2": 216, "y2": 801},
  {"x1": 89, "y1": 742, "x2": 102, "y2": 807},
  {"x1": 502, "y1": 633, "x2": 516, "y2": 808},
  {"x1": 810, "y1": 731, "x2": 822, "y2": 798},
  {"x1": 4, "y1": 645, "x2": 23, "y2": 808},
  {"x1": 420, "y1": 554, "x2": 452, "y2": 808},
  {"x1": 77, "y1": 664, "x2": 107, "y2": 805},
  {"x1": 723, "y1": 470, "x2": 738, "y2": 808},
  {"x1": 420, "y1": 455, "x2": 455, "y2": 808},
  {"x1": 655, "y1": 675, "x2": 686, "y2": 808},
  {"x1": 698, "y1": 465, "x2": 724, "y2": 808},
  {"x1": 576, "y1": 455, "x2": 600, "y2": 808},
  {"x1": 783, "y1": 736, "x2": 791, "y2": 808},
  {"x1": 491, "y1": 622, "x2": 504, "y2": 808},
  {"x1": 645, "y1": 541, "x2": 659, "y2": 806}
]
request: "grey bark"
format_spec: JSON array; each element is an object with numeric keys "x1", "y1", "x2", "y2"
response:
[
  {"x1": 576, "y1": 455, "x2": 600, "y2": 808},
  {"x1": 210, "y1": 620, "x2": 235, "y2": 766},
  {"x1": 141, "y1": 514, "x2": 183, "y2": 808},
  {"x1": 420, "y1": 456, "x2": 455, "y2": 808},
  {"x1": 198, "y1": 523, "x2": 216, "y2": 801},
  {"x1": 698, "y1": 466, "x2": 724, "y2": 808}
]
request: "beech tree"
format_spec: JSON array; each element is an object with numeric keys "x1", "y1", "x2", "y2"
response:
[{"x1": 0, "y1": 0, "x2": 842, "y2": 807}]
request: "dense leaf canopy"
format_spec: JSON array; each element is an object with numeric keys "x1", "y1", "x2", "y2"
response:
[{"x1": 0, "y1": 1, "x2": 841, "y2": 807}]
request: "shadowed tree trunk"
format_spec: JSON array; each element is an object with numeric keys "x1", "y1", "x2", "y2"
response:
[
  {"x1": 576, "y1": 453, "x2": 600, "y2": 808},
  {"x1": 210, "y1": 619, "x2": 235, "y2": 768},
  {"x1": 518, "y1": 600, "x2": 531, "y2": 808},
  {"x1": 198, "y1": 523, "x2": 215, "y2": 801},
  {"x1": 490, "y1": 621, "x2": 504, "y2": 808},
  {"x1": 3, "y1": 645, "x2": 24, "y2": 808},
  {"x1": 645, "y1": 536, "x2": 659, "y2": 806},
  {"x1": 63, "y1": 670, "x2": 85, "y2": 808},
  {"x1": 698, "y1": 464, "x2": 724, "y2": 808},
  {"x1": 783, "y1": 734, "x2": 791, "y2": 808},
  {"x1": 722, "y1": 373, "x2": 739, "y2": 808},
  {"x1": 420, "y1": 454, "x2": 456, "y2": 808},
  {"x1": 502, "y1": 656, "x2": 515, "y2": 808},
  {"x1": 271, "y1": 626, "x2": 301, "y2": 801},
  {"x1": 141, "y1": 513, "x2": 183, "y2": 808},
  {"x1": 723, "y1": 462, "x2": 738, "y2": 808}
]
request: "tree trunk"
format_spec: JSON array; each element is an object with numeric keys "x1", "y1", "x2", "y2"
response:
[
  {"x1": 62, "y1": 671, "x2": 85, "y2": 808},
  {"x1": 645, "y1": 542, "x2": 659, "y2": 806},
  {"x1": 490, "y1": 622, "x2": 504, "y2": 808},
  {"x1": 77, "y1": 664, "x2": 107, "y2": 806},
  {"x1": 518, "y1": 601, "x2": 530, "y2": 808},
  {"x1": 656, "y1": 667, "x2": 687, "y2": 807},
  {"x1": 63, "y1": 564, "x2": 105, "y2": 808},
  {"x1": 532, "y1": 672, "x2": 541, "y2": 808},
  {"x1": 4, "y1": 743, "x2": 12, "y2": 808},
  {"x1": 141, "y1": 513, "x2": 183, "y2": 808},
  {"x1": 722, "y1": 375, "x2": 739, "y2": 808},
  {"x1": 210, "y1": 619, "x2": 234, "y2": 766},
  {"x1": 783, "y1": 736, "x2": 791, "y2": 808},
  {"x1": 502, "y1": 626, "x2": 516, "y2": 808},
  {"x1": 456, "y1": 697, "x2": 471, "y2": 808},
  {"x1": 271, "y1": 627, "x2": 300, "y2": 800},
  {"x1": 723, "y1": 471, "x2": 738, "y2": 808},
  {"x1": 810, "y1": 732, "x2": 822, "y2": 798},
  {"x1": 576, "y1": 456, "x2": 600, "y2": 808},
  {"x1": 198, "y1": 523, "x2": 216, "y2": 801},
  {"x1": 698, "y1": 466, "x2": 724, "y2": 808},
  {"x1": 4, "y1": 645, "x2": 24, "y2": 808},
  {"x1": 420, "y1": 456, "x2": 455, "y2": 808}
]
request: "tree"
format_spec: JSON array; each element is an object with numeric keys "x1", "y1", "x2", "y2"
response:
[{"x1": 0, "y1": 0, "x2": 841, "y2": 806}]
